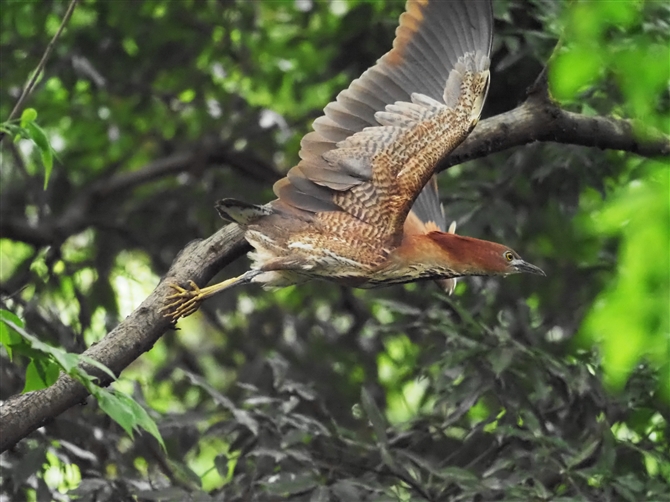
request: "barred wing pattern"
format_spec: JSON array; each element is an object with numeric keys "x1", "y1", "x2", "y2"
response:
[{"x1": 274, "y1": 0, "x2": 492, "y2": 248}]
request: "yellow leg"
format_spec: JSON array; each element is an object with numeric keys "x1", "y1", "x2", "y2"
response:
[{"x1": 160, "y1": 270, "x2": 261, "y2": 322}]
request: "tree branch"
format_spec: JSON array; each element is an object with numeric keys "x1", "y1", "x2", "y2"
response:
[
  {"x1": 3, "y1": 99, "x2": 666, "y2": 250},
  {"x1": 1, "y1": 95, "x2": 668, "y2": 452},
  {"x1": 0, "y1": 145, "x2": 279, "y2": 247},
  {"x1": 440, "y1": 96, "x2": 669, "y2": 171},
  {"x1": 0, "y1": 223, "x2": 249, "y2": 452}
]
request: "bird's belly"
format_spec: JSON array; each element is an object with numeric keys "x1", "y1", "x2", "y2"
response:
[
  {"x1": 244, "y1": 228, "x2": 383, "y2": 287},
  {"x1": 351, "y1": 267, "x2": 449, "y2": 288}
]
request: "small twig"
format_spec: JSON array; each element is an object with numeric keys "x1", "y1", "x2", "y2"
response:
[{"x1": 0, "y1": 0, "x2": 79, "y2": 144}]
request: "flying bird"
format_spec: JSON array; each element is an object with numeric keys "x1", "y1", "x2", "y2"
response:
[{"x1": 163, "y1": 0, "x2": 544, "y2": 322}]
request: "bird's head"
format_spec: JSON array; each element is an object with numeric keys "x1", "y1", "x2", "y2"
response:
[{"x1": 427, "y1": 232, "x2": 545, "y2": 278}]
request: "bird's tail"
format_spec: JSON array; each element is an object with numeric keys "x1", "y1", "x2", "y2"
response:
[{"x1": 215, "y1": 198, "x2": 272, "y2": 225}]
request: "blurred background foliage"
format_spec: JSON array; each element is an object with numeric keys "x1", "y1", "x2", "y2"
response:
[{"x1": 1, "y1": 0, "x2": 668, "y2": 500}]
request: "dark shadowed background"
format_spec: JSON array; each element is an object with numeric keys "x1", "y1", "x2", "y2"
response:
[{"x1": 1, "y1": 0, "x2": 668, "y2": 500}]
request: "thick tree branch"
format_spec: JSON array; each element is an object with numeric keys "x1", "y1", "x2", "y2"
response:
[
  {"x1": 439, "y1": 96, "x2": 669, "y2": 171},
  {"x1": 0, "y1": 223, "x2": 249, "y2": 452},
  {"x1": 1, "y1": 96, "x2": 668, "y2": 451}
]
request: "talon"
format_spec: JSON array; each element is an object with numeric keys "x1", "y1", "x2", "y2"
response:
[{"x1": 160, "y1": 280, "x2": 205, "y2": 322}]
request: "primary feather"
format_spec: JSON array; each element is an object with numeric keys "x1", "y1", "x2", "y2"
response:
[{"x1": 274, "y1": 0, "x2": 492, "y2": 226}]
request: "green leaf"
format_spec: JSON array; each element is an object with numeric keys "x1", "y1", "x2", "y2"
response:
[
  {"x1": 439, "y1": 466, "x2": 480, "y2": 484},
  {"x1": 0, "y1": 309, "x2": 25, "y2": 329},
  {"x1": 1, "y1": 313, "x2": 120, "y2": 401},
  {"x1": 23, "y1": 358, "x2": 60, "y2": 392},
  {"x1": 92, "y1": 388, "x2": 165, "y2": 450},
  {"x1": 25, "y1": 121, "x2": 53, "y2": 189},
  {"x1": 79, "y1": 354, "x2": 118, "y2": 382},
  {"x1": 24, "y1": 121, "x2": 50, "y2": 154},
  {"x1": 20, "y1": 107, "x2": 38, "y2": 127},
  {"x1": 178, "y1": 89, "x2": 195, "y2": 103},
  {"x1": 0, "y1": 331, "x2": 14, "y2": 360},
  {"x1": 0, "y1": 310, "x2": 25, "y2": 360},
  {"x1": 46, "y1": 348, "x2": 80, "y2": 374},
  {"x1": 40, "y1": 148, "x2": 54, "y2": 190},
  {"x1": 550, "y1": 48, "x2": 601, "y2": 102},
  {"x1": 3, "y1": 316, "x2": 160, "y2": 447},
  {"x1": 95, "y1": 388, "x2": 137, "y2": 438},
  {"x1": 116, "y1": 392, "x2": 165, "y2": 450}
]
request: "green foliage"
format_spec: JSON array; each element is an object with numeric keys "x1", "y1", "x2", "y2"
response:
[
  {"x1": 0, "y1": 308, "x2": 164, "y2": 449},
  {"x1": 1, "y1": 0, "x2": 668, "y2": 500},
  {"x1": 0, "y1": 108, "x2": 54, "y2": 188},
  {"x1": 581, "y1": 162, "x2": 670, "y2": 399},
  {"x1": 549, "y1": 0, "x2": 670, "y2": 401},
  {"x1": 550, "y1": 0, "x2": 670, "y2": 133},
  {"x1": 94, "y1": 387, "x2": 165, "y2": 450}
]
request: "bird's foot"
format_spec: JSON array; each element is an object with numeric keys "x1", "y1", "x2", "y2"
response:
[{"x1": 160, "y1": 280, "x2": 204, "y2": 322}]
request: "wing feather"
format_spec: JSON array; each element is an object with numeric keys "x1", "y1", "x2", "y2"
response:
[
  {"x1": 274, "y1": 0, "x2": 493, "y2": 241},
  {"x1": 409, "y1": 176, "x2": 446, "y2": 232}
]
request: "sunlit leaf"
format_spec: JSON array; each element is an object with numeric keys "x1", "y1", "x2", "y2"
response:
[
  {"x1": 0, "y1": 309, "x2": 25, "y2": 329},
  {"x1": 0, "y1": 310, "x2": 24, "y2": 360},
  {"x1": 25, "y1": 121, "x2": 53, "y2": 188},
  {"x1": 20, "y1": 107, "x2": 37, "y2": 126},
  {"x1": 550, "y1": 48, "x2": 601, "y2": 102},
  {"x1": 23, "y1": 358, "x2": 60, "y2": 392},
  {"x1": 581, "y1": 162, "x2": 670, "y2": 398}
]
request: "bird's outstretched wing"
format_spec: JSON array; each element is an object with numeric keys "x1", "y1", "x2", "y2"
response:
[{"x1": 273, "y1": 0, "x2": 492, "y2": 246}]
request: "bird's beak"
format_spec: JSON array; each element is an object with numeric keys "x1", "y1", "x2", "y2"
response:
[{"x1": 512, "y1": 259, "x2": 546, "y2": 277}]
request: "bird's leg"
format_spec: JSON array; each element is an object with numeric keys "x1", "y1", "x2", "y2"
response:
[{"x1": 161, "y1": 269, "x2": 262, "y2": 322}]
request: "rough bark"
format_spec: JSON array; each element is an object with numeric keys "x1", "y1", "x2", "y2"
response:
[
  {"x1": 0, "y1": 223, "x2": 248, "y2": 452},
  {"x1": 442, "y1": 95, "x2": 669, "y2": 170}
]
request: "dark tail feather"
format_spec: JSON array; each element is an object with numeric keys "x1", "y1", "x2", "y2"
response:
[{"x1": 215, "y1": 199, "x2": 271, "y2": 225}]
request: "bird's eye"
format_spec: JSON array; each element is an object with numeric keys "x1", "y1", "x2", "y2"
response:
[{"x1": 504, "y1": 251, "x2": 514, "y2": 262}]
